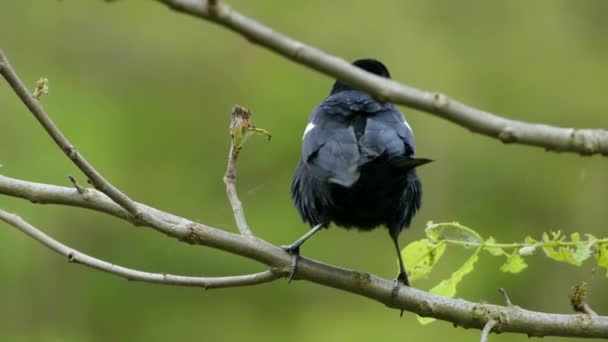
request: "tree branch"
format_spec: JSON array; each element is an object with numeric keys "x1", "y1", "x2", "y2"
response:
[
  {"x1": 1, "y1": 3, "x2": 607, "y2": 337},
  {"x1": 156, "y1": 0, "x2": 608, "y2": 157},
  {"x1": 0, "y1": 48, "x2": 172, "y2": 232},
  {"x1": 0, "y1": 209, "x2": 279, "y2": 289},
  {"x1": 480, "y1": 319, "x2": 497, "y2": 342},
  {"x1": 223, "y1": 105, "x2": 254, "y2": 236},
  {"x1": 1, "y1": 173, "x2": 607, "y2": 338}
]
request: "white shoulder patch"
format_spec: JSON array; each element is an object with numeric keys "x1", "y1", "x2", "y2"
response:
[
  {"x1": 302, "y1": 122, "x2": 316, "y2": 139},
  {"x1": 402, "y1": 118, "x2": 412, "y2": 133}
]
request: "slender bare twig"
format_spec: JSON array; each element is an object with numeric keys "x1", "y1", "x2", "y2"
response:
[
  {"x1": 68, "y1": 175, "x2": 86, "y2": 194},
  {"x1": 0, "y1": 48, "x2": 172, "y2": 233},
  {"x1": 498, "y1": 288, "x2": 513, "y2": 307},
  {"x1": 1, "y1": 6, "x2": 607, "y2": 336},
  {"x1": 480, "y1": 319, "x2": 497, "y2": 342},
  {"x1": 1, "y1": 174, "x2": 607, "y2": 338},
  {"x1": 156, "y1": 0, "x2": 608, "y2": 157},
  {"x1": 581, "y1": 303, "x2": 599, "y2": 317},
  {"x1": 0, "y1": 209, "x2": 279, "y2": 289},
  {"x1": 224, "y1": 105, "x2": 254, "y2": 236}
]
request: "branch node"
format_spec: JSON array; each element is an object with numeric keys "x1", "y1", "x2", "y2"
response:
[
  {"x1": 431, "y1": 92, "x2": 449, "y2": 110},
  {"x1": 68, "y1": 175, "x2": 86, "y2": 194},
  {"x1": 417, "y1": 299, "x2": 434, "y2": 316},
  {"x1": 179, "y1": 224, "x2": 206, "y2": 245},
  {"x1": 498, "y1": 127, "x2": 516, "y2": 143},
  {"x1": 64, "y1": 146, "x2": 79, "y2": 160},
  {"x1": 480, "y1": 319, "x2": 498, "y2": 342},
  {"x1": 32, "y1": 77, "x2": 49, "y2": 100},
  {"x1": 570, "y1": 282, "x2": 598, "y2": 316},
  {"x1": 571, "y1": 129, "x2": 597, "y2": 156},
  {"x1": 472, "y1": 304, "x2": 509, "y2": 334},
  {"x1": 67, "y1": 252, "x2": 76, "y2": 263}
]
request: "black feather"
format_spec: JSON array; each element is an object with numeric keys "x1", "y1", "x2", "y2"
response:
[{"x1": 288, "y1": 58, "x2": 431, "y2": 287}]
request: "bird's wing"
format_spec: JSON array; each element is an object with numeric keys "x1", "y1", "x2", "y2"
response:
[
  {"x1": 358, "y1": 106, "x2": 417, "y2": 166},
  {"x1": 301, "y1": 105, "x2": 361, "y2": 187}
]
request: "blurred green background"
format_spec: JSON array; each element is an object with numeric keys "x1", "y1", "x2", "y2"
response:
[{"x1": 1, "y1": 1, "x2": 607, "y2": 341}]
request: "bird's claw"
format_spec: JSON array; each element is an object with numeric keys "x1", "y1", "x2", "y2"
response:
[
  {"x1": 281, "y1": 244, "x2": 300, "y2": 283},
  {"x1": 391, "y1": 272, "x2": 409, "y2": 317}
]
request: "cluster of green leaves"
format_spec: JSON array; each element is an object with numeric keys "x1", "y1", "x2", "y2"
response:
[{"x1": 401, "y1": 222, "x2": 608, "y2": 324}]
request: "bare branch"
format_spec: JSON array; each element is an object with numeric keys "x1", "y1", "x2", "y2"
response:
[
  {"x1": 480, "y1": 319, "x2": 497, "y2": 342},
  {"x1": 224, "y1": 105, "x2": 254, "y2": 236},
  {"x1": 156, "y1": 0, "x2": 608, "y2": 157},
  {"x1": 0, "y1": 209, "x2": 279, "y2": 289},
  {"x1": 0, "y1": 175, "x2": 190, "y2": 227},
  {"x1": 1, "y1": 3, "x2": 608, "y2": 336},
  {"x1": 0, "y1": 48, "x2": 173, "y2": 233},
  {"x1": 1, "y1": 174, "x2": 607, "y2": 338}
]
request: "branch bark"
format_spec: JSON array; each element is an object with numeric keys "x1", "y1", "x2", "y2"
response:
[
  {"x1": 223, "y1": 105, "x2": 254, "y2": 236},
  {"x1": 156, "y1": 0, "x2": 608, "y2": 157},
  {"x1": 0, "y1": 209, "x2": 279, "y2": 289},
  {"x1": 480, "y1": 319, "x2": 497, "y2": 342},
  {"x1": 0, "y1": 48, "x2": 172, "y2": 232},
  {"x1": 1, "y1": 4, "x2": 608, "y2": 338},
  {"x1": 1, "y1": 174, "x2": 607, "y2": 338}
]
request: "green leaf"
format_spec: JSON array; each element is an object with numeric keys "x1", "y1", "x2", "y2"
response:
[
  {"x1": 483, "y1": 237, "x2": 505, "y2": 256},
  {"x1": 573, "y1": 243, "x2": 593, "y2": 264},
  {"x1": 429, "y1": 248, "x2": 480, "y2": 297},
  {"x1": 542, "y1": 245, "x2": 580, "y2": 266},
  {"x1": 425, "y1": 222, "x2": 483, "y2": 246},
  {"x1": 425, "y1": 221, "x2": 440, "y2": 242},
  {"x1": 500, "y1": 253, "x2": 528, "y2": 273},
  {"x1": 417, "y1": 315, "x2": 436, "y2": 325},
  {"x1": 595, "y1": 243, "x2": 608, "y2": 278},
  {"x1": 417, "y1": 248, "x2": 481, "y2": 324},
  {"x1": 401, "y1": 239, "x2": 446, "y2": 282}
]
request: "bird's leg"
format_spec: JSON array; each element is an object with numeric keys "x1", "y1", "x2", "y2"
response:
[
  {"x1": 281, "y1": 223, "x2": 324, "y2": 282},
  {"x1": 390, "y1": 231, "x2": 409, "y2": 317}
]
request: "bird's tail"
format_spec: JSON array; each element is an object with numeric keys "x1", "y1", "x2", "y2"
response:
[{"x1": 390, "y1": 157, "x2": 433, "y2": 169}]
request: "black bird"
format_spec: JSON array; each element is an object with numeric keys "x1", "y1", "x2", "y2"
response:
[{"x1": 284, "y1": 59, "x2": 431, "y2": 297}]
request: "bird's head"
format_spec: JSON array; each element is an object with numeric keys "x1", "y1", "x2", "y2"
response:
[{"x1": 330, "y1": 58, "x2": 391, "y2": 94}]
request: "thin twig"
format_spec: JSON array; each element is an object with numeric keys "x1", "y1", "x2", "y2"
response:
[
  {"x1": 1, "y1": 13, "x2": 608, "y2": 335},
  {"x1": 223, "y1": 105, "x2": 253, "y2": 236},
  {"x1": 1, "y1": 174, "x2": 608, "y2": 338},
  {"x1": 499, "y1": 288, "x2": 513, "y2": 307},
  {"x1": 156, "y1": 0, "x2": 608, "y2": 156},
  {"x1": 581, "y1": 303, "x2": 599, "y2": 317},
  {"x1": 68, "y1": 175, "x2": 86, "y2": 194},
  {"x1": 0, "y1": 48, "x2": 172, "y2": 233},
  {"x1": 0, "y1": 209, "x2": 279, "y2": 289},
  {"x1": 480, "y1": 319, "x2": 498, "y2": 342}
]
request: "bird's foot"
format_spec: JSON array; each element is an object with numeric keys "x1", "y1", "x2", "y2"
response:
[
  {"x1": 391, "y1": 272, "x2": 410, "y2": 317},
  {"x1": 280, "y1": 244, "x2": 300, "y2": 283}
]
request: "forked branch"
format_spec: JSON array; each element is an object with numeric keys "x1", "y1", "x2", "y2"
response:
[
  {"x1": 1, "y1": 8, "x2": 608, "y2": 339},
  {"x1": 0, "y1": 209, "x2": 279, "y2": 289}
]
